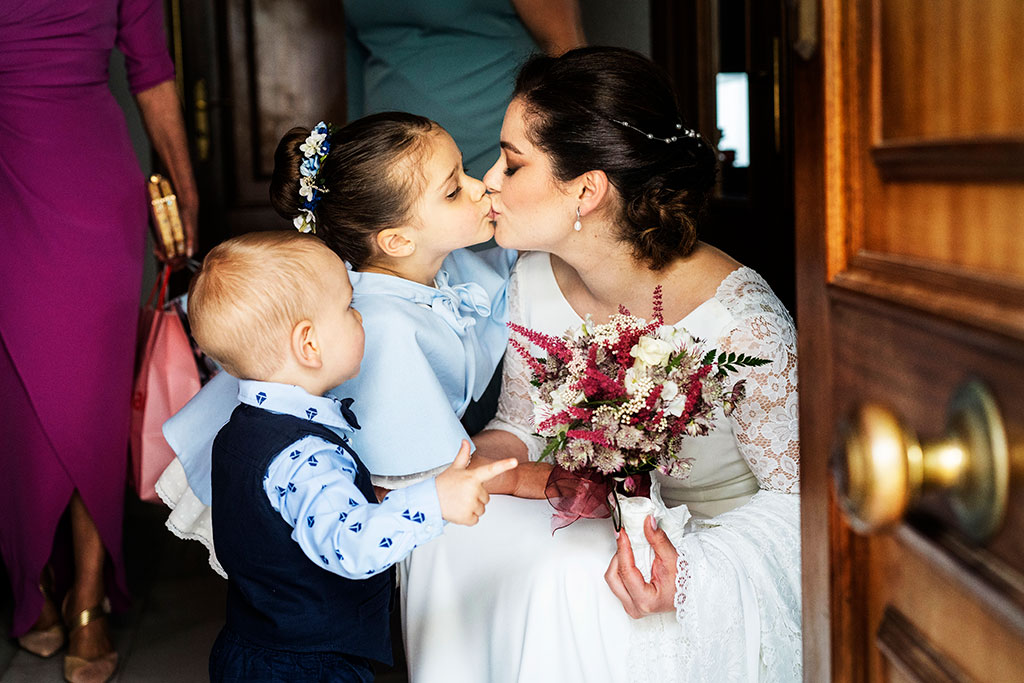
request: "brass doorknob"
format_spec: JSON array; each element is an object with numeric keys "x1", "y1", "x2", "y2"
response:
[{"x1": 832, "y1": 381, "x2": 1008, "y2": 543}]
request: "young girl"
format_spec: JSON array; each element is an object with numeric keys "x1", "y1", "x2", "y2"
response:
[{"x1": 156, "y1": 113, "x2": 536, "y2": 574}]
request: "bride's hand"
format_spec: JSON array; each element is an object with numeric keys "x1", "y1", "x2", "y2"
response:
[{"x1": 604, "y1": 515, "x2": 678, "y2": 618}]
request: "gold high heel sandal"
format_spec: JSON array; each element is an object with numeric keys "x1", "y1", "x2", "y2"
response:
[
  {"x1": 17, "y1": 572, "x2": 65, "y2": 658},
  {"x1": 62, "y1": 597, "x2": 117, "y2": 683}
]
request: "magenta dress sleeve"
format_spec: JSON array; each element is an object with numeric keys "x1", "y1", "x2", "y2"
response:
[{"x1": 116, "y1": 0, "x2": 175, "y2": 94}]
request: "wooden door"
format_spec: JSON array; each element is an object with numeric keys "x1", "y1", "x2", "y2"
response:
[
  {"x1": 175, "y1": 0, "x2": 347, "y2": 251},
  {"x1": 795, "y1": 1, "x2": 1024, "y2": 680}
]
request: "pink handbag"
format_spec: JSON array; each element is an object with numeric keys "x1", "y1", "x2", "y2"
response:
[{"x1": 129, "y1": 266, "x2": 201, "y2": 502}]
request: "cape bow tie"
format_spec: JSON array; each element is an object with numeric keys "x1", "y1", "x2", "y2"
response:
[{"x1": 430, "y1": 270, "x2": 492, "y2": 334}]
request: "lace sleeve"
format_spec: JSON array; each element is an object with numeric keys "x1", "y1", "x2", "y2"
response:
[
  {"x1": 717, "y1": 273, "x2": 800, "y2": 494},
  {"x1": 657, "y1": 271, "x2": 802, "y2": 678},
  {"x1": 483, "y1": 266, "x2": 545, "y2": 461}
]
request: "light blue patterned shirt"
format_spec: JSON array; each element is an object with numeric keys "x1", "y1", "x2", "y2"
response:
[{"x1": 237, "y1": 380, "x2": 445, "y2": 580}]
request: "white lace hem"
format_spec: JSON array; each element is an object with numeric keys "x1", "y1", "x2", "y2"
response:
[{"x1": 154, "y1": 459, "x2": 227, "y2": 579}]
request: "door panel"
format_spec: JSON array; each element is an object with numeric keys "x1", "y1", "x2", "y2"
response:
[{"x1": 797, "y1": 0, "x2": 1024, "y2": 680}]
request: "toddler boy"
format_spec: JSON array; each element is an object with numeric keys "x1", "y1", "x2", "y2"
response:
[{"x1": 187, "y1": 231, "x2": 515, "y2": 682}]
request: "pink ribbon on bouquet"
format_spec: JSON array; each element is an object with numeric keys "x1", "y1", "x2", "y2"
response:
[{"x1": 544, "y1": 466, "x2": 651, "y2": 533}]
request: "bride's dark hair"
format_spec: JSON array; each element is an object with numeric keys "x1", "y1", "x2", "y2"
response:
[
  {"x1": 269, "y1": 112, "x2": 437, "y2": 269},
  {"x1": 512, "y1": 46, "x2": 717, "y2": 269}
]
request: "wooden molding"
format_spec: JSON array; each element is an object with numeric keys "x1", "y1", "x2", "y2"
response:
[
  {"x1": 875, "y1": 607, "x2": 969, "y2": 683},
  {"x1": 896, "y1": 526, "x2": 1024, "y2": 641},
  {"x1": 871, "y1": 139, "x2": 1024, "y2": 182},
  {"x1": 832, "y1": 252, "x2": 1024, "y2": 343}
]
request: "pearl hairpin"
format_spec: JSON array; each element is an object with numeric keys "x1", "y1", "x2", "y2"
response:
[{"x1": 610, "y1": 119, "x2": 700, "y2": 143}]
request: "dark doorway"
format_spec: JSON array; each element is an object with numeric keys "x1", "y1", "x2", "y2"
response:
[{"x1": 651, "y1": 0, "x2": 796, "y2": 316}]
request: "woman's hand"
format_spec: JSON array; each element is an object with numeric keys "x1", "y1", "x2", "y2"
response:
[
  {"x1": 604, "y1": 515, "x2": 678, "y2": 618},
  {"x1": 136, "y1": 79, "x2": 199, "y2": 268}
]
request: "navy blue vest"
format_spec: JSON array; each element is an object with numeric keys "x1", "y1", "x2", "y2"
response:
[{"x1": 211, "y1": 403, "x2": 393, "y2": 664}]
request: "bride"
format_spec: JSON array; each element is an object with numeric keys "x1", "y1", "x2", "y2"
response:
[{"x1": 405, "y1": 47, "x2": 801, "y2": 682}]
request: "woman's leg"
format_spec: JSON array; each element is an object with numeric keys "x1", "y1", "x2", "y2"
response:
[{"x1": 66, "y1": 491, "x2": 114, "y2": 659}]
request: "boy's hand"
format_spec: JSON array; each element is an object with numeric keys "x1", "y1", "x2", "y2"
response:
[{"x1": 435, "y1": 440, "x2": 518, "y2": 526}]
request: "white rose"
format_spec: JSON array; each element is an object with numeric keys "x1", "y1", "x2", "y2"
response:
[{"x1": 630, "y1": 336, "x2": 674, "y2": 366}]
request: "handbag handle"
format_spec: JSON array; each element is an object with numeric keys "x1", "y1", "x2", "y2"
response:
[{"x1": 144, "y1": 265, "x2": 173, "y2": 310}]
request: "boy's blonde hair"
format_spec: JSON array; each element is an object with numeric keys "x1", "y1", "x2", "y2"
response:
[{"x1": 188, "y1": 231, "x2": 340, "y2": 380}]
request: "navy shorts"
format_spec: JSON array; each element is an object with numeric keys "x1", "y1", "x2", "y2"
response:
[{"x1": 209, "y1": 629, "x2": 375, "y2": 683}]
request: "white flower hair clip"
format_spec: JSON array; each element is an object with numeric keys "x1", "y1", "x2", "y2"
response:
[{"x1": 294, "y1": 121, "x2": 334, "y2": 234}]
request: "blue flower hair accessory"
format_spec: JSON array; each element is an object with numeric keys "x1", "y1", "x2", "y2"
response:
[{"x1": 294, "y1": 121, "x2": 334, "y2": 233}]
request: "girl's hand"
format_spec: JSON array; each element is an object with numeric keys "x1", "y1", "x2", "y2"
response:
[{"x1": 604, "y1": 515, "x2": 678, "y2": 618}]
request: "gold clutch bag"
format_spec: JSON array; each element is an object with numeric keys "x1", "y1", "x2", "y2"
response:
[{"x1": 147, "y1": 174, "x2": 186, "y2": 258}]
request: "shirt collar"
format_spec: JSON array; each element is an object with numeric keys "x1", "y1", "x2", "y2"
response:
[{"x1": 237, "y1": 379, "x2": 357, "y2": 433}]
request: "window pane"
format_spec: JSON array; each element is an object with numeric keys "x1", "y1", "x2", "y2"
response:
[{"x1": 715, "y1": 72, "x2": 750, "y2": 168}]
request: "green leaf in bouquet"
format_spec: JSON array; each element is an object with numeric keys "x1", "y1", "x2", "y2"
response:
[
  {"x1": 538, "y1": 432, "x2": 567, "y2": 462},
  {"x1": 716, "y1": 352, "x2": 772, "y2": 376}
]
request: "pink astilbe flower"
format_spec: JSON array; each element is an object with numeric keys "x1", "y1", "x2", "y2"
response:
[
  {"x1": 578, "y1": 345, "x2": 626, "y2": 400},
  {"x1": 508, "y1": 337, "x2": 549, "y2": 382},
  {"x1": 507, "y1": 321, "x2": 573, "y2": 364},
  {"x1": 538, "y1": 409, "x2": 575, "y2": 433},
  {"x1": 565, "y1": 428, "x2": 612, "y2": 448}
]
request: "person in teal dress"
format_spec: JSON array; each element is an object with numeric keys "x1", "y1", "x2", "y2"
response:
[{"x1": 343, "y1": 0, "x2": 584, "y2": 177}]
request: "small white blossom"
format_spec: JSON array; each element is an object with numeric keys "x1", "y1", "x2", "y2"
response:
[
  {"x1": 657, "y1": 325, "x2": 692, "y2": 351},
  {"x1": 661, "y1": 380, "x2": 679, "y2": 401},
  {"x1": 300, "y1": 132, "x2": 326, "y2": 157},
  {"x1": 623, "y1": 367, "x2": 644, "y2": 396},
  {"x1": 665, "y1": 393, "x2": 689, "y2": 417},
  {"x1": 299, "y1": 176, "x2": 317, "y2": 200},
  {"x1": 293, "y1": 210, "x2": 315, "y2": 233}
]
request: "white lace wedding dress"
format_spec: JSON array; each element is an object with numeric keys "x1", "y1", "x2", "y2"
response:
[{"x1": 401, "y1": 251, "x2": 802, "y2": 682}]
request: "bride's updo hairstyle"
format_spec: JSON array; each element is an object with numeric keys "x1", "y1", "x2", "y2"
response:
[
  {"x1": 512, "y1": 47, "x2": 717, "y2": 269},
  {"x1": 270, "y1": 112, "x2": 437, "y2": 269}
]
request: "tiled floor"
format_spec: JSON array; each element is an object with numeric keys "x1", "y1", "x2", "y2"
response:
[{"x1": 1, "y1": 498, "x2": 409, "y2": 682}]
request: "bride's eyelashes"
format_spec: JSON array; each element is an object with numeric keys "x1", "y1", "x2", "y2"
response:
[
  {"x1": 446, "y1": 185, "x2": 462, "y2": 200},
  {"x1": 503, "y1": 165, "x2": 520, "y2": 177}
]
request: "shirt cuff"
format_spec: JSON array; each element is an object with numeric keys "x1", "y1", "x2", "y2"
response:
[{"x1": 382, "y1": 477, "x2": 446, "y2": 537}]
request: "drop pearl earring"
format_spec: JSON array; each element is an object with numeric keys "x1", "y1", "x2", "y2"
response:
[{"x1": 573, "y1": 206, "x2": 582, "y2": 232}]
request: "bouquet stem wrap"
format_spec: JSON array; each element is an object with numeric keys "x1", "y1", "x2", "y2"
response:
[{"x1": 615, "y1": 478, "x2": 690, "y2": 581}]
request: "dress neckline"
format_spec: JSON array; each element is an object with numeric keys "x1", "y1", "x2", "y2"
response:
[{"x1": 536, "y1": 252, "x2": 752, "y2": 327}]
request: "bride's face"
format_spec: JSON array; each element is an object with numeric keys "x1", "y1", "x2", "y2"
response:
[{"x1": 483, "y1": 98, "x2": 576, "y2": 251}]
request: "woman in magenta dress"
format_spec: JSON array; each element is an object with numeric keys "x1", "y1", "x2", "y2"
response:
[{"x1": 0, "y1": 1, "x2": 197, "y2": 680}]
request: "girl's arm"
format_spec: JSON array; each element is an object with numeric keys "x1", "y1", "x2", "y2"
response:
[{"x1": 512, "y1": 0, "x2": 586, "y2": 56}]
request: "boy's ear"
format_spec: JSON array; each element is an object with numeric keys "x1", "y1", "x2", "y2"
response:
[
  {"x1": 375, "y1": 227, "x2": 417, "y2": 258},
  {"x1": 290, "y1": 319, "x2": 322, "y2": 369},
  {"x1": 576, "y1": 169, "x2": 610, "y2": 217}
]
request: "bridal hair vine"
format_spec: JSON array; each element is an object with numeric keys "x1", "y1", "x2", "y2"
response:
[
  {"x1": 610, "y1": 119, "x2": 700, "y2": 144},
  {"x1": 293, "y1": 121, "x2": 335, "y2": 234}
]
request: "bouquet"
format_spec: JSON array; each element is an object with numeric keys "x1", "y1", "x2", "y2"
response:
[{"x1": 508, "y1": 286, "x2": 767, "y2": 533}]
